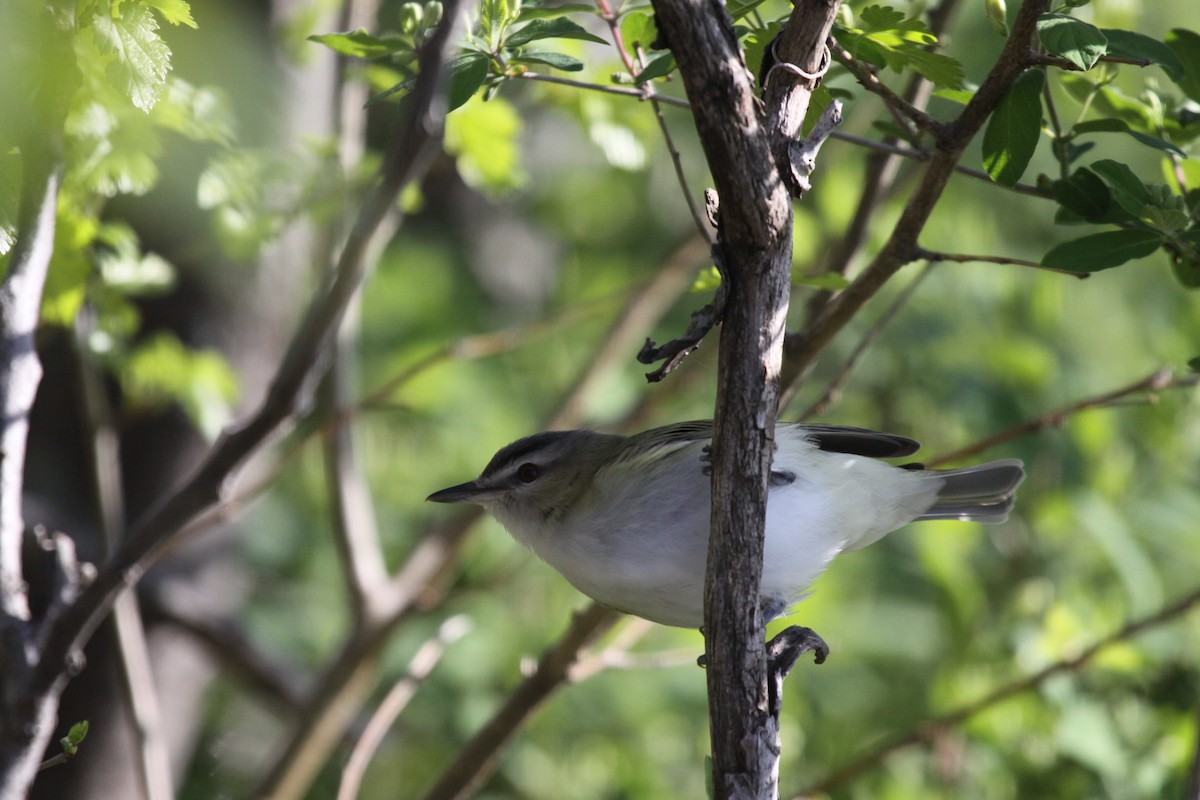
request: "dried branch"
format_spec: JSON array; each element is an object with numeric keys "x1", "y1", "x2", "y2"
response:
[
  {"x1": 637, "y1": 266, "x2": 729, "y2": 382},
  {"x1": 793, "y1": 585, "x2": 1200, "y2": 797}
]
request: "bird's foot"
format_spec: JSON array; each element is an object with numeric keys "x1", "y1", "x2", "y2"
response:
[{"x1": 767, "y1": 625, "x2": 828, "y2": 714}]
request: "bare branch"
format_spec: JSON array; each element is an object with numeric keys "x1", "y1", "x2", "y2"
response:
[{"x1": 916, "y1": 247, "x2": 1090, "y2": 278}]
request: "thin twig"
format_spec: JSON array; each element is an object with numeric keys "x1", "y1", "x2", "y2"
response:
[
  {"x1": 792, "y1": 263, "x2": 934, "y2": 418},
  {"x1": 793, "y1": 585, "x2": 1200, "y2": 797},
  {"x1": 337, "y1": 616, "x2": 471, "y2": 800},
  {"x1": 1029, "y1": 52, "x2": 1154, "y2": 70},
  {"x1": 916, "y1": 247, "x2": 1089, "y2": 278},
  {"x1": 927, "y1": 366, "x2": 1195, "y2": 467},
  {"x1": 831, "y1": 42, "x2": 944, "y2": 136},
  {"x1": 514, "y1": 71, "x2": 689, "y2": 107}
]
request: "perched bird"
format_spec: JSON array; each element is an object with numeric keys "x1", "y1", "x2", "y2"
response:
[{"x1": 427, "y1": 422, "x2": 1024, "y2": 629}]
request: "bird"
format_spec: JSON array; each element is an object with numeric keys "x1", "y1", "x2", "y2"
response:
[{"x1": 427, "y1": 421, "x2": 1025, "y2": 629}]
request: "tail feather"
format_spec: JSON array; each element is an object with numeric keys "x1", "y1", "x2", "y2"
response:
[{"x1": 921, "y1": 458, "x2": 1025, "y2": 523}]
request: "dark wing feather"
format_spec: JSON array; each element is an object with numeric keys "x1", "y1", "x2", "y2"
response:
[{"x1": 790, "y1": 423, "x2": 921, "y2": 458}]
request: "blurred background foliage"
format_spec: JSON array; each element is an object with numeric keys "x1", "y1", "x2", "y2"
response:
[{"x1": 5, "y1": 0, "x2": 1200, "y2": 798}]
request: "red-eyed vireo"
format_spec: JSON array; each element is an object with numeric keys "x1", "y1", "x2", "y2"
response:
[{"x1": 427, "y1": 421, "x2": 1024, "y2": 628}]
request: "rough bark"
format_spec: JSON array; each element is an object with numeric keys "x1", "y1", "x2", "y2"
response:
[{"x1": 648, "y1": 1, "x2": 839, "y2": 797}]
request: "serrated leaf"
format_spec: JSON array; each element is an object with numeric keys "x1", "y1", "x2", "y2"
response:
[
  {"x1": 308, "y1": 29, "x2": 405, "y2": 59},
  {"x1": 1090, "y1": 159, "x2": 1154, "y2": 217},
  {"x1": 1042, "y1": 229, "x2": 1163, "y2": 271},
  {"x1": 903, "y1": 48, "x2": 965, "y2": 89},
  {"x1": 92, "y1": 6, "x2": 172, "y2": 112},
  {"x1": 505, "y1": 17, "x2": 607, "y2": 47},
  {"x1": 512, "y1": 51, "x2": 584, "y2": 72},
  {"x1": 120, "y1": 333, "x2": 239, "y2": 440},
  {"x1": 1165, "y1": 29, "x2": 1200, "y2": 102},
  {"x1": 1100, "y1": 29, "x2": 1184, "y2": 81},
  {"x1": 838, "y1": 6, "x2": 961, "y2": 88},
  {"x1": 145, "y1": 0, "x2": 196, "y2": 28},
  {"x1": 634, "y1": 52, "x2": 676, "y2": 84},
  {"x1": 982, "y1": 68, "x2": 1044, "y2": 186},
  {"x1": 1037, "y1": 13, "x2": 1107, "y2": 71}
]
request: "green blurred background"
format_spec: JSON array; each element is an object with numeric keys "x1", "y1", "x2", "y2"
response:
[{"x1": 9, "y1": 0, "x2": 1200, "y2": 797}]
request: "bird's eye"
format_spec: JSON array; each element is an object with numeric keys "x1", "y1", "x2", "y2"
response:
[{"x1": 516, "y1": 463, "x2": 542, "y2": 484}]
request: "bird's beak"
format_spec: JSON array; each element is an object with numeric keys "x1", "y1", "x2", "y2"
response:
[{"x1": 426, "y1": 480, "x2": 490, "y2": 504}]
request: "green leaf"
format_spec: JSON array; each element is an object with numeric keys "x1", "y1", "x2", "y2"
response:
[
  {"x1": 1188, "y1": 356, "x2": 1200, "y2": 372},
  {"x1": 634, "y1": 52, "x2": 676, "y2": 84},
  {"x1": 1089, "y1": 159, "x2": 1154, "y2": 217},
  {"x1": 91, "y1": 5, "x2": 172, "y2": 112},
  {"x1": 1037, "y1": 13, "x2": 1107, "y2": 71},
  {"x1": 1073, "y1": 118, "x2": 1188, "y2": 158},
  {"x1": 1165, "y1": 29, "x2": 1200, "y2": 101},
  {"x1": 620, "y1": 12, "x2": 658, "y2": 51},
  {"x1": 444, "y1": 95, "x2": 527, "y2": 196},
  {"x1": 1041, "y1": 229, "x2": 1163, "y2": 272},
  {"x1": 145, "y1": 0, "x2": 196, "y2": 28},
  {"x1": 506, "y1": 17, "x2": 608, "y2": 47},
  {"x1": 516, "y1": 3, "x2": 594, "y2": 21},
  {"x1": 447, "y1": 53, "x2": 489, "y2": 111},
  {"x1": 120, "y1": 333, "x2": 240, "y2": 439},
  {"x1": 1052, "y1": 167, "x2": 1118, "y2": 223},
  {"x1": 308, "y1": 30, "x2": 405, "y2": 59},
  {"x1": 1100, "y1": 29, "x2": 1185, "y2": 81},
  {"x1": 982, "y1": 68, "x2": 1045, "y2": 186},
  {"x1": 727, "y1": 0, "x2": 771, "y2": 20},
  {"x1": 837, "y1": 6, "x2": 963, "y2": 88},
  {"x1": 901, "y1": 48, "x2": 965, "y2": 89},
  {"x1": 512, "y1": 51, "x2": 584, "y2": 72}
]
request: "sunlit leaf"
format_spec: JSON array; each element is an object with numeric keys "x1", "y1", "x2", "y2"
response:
[
  {"x1": 308, "y1": 29, "x2": 406, "y2": 59},
  {"x1": 1037, "y1": 13, "x2": 1107, "y2": 71},
  {"x1": 505, "y1": 17, "x2": 607, "y2": 48},
  {"x1": 91, "y1": 5, "x2": 172, "y2": 112},
  {"x1": 145, "y1": 0, "x2": 196, "y2": 28}
]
